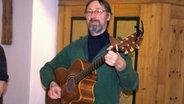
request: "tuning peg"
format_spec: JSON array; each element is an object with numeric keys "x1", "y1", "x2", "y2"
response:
[
  {"x1": 131, "y1": 34, "x2": 134, "y2": 37},
  {"x1": 136, "y1": 44, "x2": 140, "y2": 49},
  {"x1": 125, "y1": 37, "x2": 128, "y2": 41},
  {"x1": 124, "y1": 50, "x2": 129, "y2": 54},
  {"x1": 130, "y1": 47, "x2": 134, "y2": 52},
  {"x1": 121, "y1": 47, "x2": 124, "y2": 50}
]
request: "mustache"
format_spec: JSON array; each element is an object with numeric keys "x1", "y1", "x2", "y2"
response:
[{"x1": 89, "y1": 18, "x2": 100, "y2": 23}]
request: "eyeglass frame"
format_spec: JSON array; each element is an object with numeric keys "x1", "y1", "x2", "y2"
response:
[{"x1": 84, "y1": 9, "x2": 107, "y2": 16}]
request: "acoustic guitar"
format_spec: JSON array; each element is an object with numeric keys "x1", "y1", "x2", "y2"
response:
[{"x1": 46, "y1": 23, "x2": 144, "y2": 104}]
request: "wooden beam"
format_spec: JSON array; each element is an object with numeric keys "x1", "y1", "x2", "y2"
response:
[
  {"x1": 2, "y1": 0, "x2": 12, "y2": 45},
  {"x1": 58, "y1": 0, "x2": 184, "y2": 6}
]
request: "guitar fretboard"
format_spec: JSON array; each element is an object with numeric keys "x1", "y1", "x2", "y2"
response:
[
  {"x1": 75, "y1": 54, "x2": 106, "y2": 84},
  {"x1": 74, "y1": 46, "x2": 119, "y2": 84}
]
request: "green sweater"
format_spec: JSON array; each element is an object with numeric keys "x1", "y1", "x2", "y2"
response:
[{"x1": 40, "y1": 36, "x2": 139, "y2": 104}]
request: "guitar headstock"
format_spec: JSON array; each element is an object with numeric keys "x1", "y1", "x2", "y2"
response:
[{"x1": 114, "y1": 21, "x2": 144, "y2": 54}]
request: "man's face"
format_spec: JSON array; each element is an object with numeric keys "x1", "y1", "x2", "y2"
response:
[{"x1": 85, "y1": 1, "x2": 111, "y2": 36}]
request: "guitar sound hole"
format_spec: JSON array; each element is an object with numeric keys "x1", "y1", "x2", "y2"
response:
[{"x1": 67, "y1": 77, "x2": 75, "y2": 92}]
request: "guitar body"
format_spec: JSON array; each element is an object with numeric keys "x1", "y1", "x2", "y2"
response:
[{"x1": 46, "y1": 59, "x2": 97, "y2": 104}]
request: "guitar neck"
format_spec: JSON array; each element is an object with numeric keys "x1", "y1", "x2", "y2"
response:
[
  {"x1": 75, "y1": 54, "x2": 106, "y2": 84},
  {"x1": 75, "y1": 46, "x2": 119, "y2": 84}
]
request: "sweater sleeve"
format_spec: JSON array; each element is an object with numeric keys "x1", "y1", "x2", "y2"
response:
[
  {"x1": 116, "y1": 53, "x2": 139, "y2": 92},
  {"x1": 0, "y1": 46, "x2": 9, "y2": 82},
  {"x1": 40, "y1": 37, "x2": 87, "y2": 89},
  {"x1": 40, "y1": 46, "x2": 71, "y2": 89}
]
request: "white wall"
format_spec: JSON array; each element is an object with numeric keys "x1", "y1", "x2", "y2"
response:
[
  {"x1": 0, "y1": 0, "x2": 58, "y2": 104},
  {"x1": 30, "y1": 0, "x2": 58, "y2": 104}
]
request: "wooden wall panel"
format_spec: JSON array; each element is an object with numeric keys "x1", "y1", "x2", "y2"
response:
[
  {"x1": 137, "y1": 3, "x2": 184, "y2": 104},
  {"x1": 63, "y1": 7, "x2": 72, "y2": 47},
  {"x1": 171, "y1": 5, "x2": 184, "y2": 19},
  {"x1": 71, "y1": 6, "x2": 86, "y2": 16},
  {"x1": 136, "y1": 3, "x2": 174, "y2": 104},
  {"x1": 59, "y1": 0, "x2": 184, "y2": 6},
  {"x1": 165, "y1": 19, "x2": 184, "y2": 104},
  {"x1": 113, "y1": 4, "x2": 140, "y2": 17},
  {"x1": 57, "y1": 6, "x2": 65, "y2": 52},
  {"x1": 157, "y1": 4, "x2": 171, "y2": 104}
]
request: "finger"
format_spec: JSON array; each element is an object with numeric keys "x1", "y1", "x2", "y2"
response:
[
  {"x1": 105, "y1": 52, "x2": 120, "y2": 66},
  {"x1": 53, "y1": 88, "x2": 61, "y2": 98},
  {"x1": 48, "y1": 88, "x2": 61, "y2": 99},
  {"x1": 105, "y1": 55, "x2": 115, "y2": 66},
  {"x1": 106, "y1": 45, "x2": 113, "y2": 51},
  {"x1": 48, "y1": 90, "x2": 57, "y2": 99}
]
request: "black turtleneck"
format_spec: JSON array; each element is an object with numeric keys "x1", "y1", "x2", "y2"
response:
[
  {"x1": 0, "y1": 45, "x2": 8, "y2": 82},
  {"x1": 88, "y1": 30, "x2": 110, "y2": 62}
]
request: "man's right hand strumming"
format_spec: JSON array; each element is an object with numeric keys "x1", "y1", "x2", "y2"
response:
[{"x1": 48, "y1": 81, "x2": 61, "y2": 99}]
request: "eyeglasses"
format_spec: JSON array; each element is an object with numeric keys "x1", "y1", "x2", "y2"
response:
[{"x1": 85, "y1": 9, "x2": 106, "y2": 16}]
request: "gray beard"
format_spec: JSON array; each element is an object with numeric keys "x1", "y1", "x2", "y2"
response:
[
  {"x1": 88, "y1": 19, "x2": 103, "y2": 36},
  {"x1": 89, "y1": 24, "x2": 103, "y2": 35}
]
